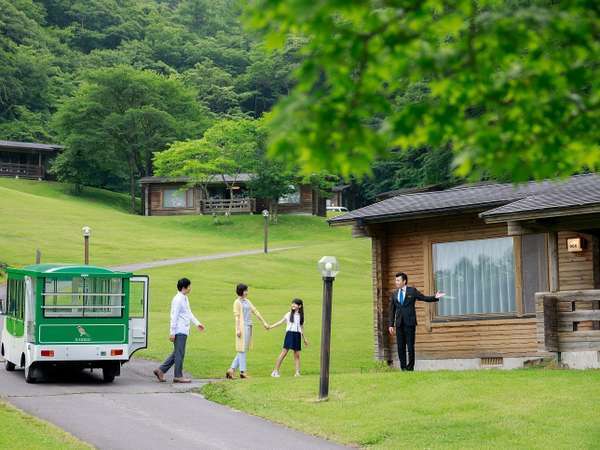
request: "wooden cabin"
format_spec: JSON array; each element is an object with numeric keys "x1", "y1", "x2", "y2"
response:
[
  {"x1": 140, "y1": 175, "x2": 325, "y2": 216},
  {"x1": 330, "y1": 173, "x2": 600, "y2": 370},
  {"x1": 0, "y1": 140, "x2": 62, "y2": 180}
]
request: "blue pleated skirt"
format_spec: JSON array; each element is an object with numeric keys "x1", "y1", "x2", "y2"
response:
[{"x1": 283, "y1": 331, "x2": 302, "y2": 351}]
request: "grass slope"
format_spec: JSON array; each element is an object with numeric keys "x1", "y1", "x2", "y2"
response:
[
  {"x1": 0, "y1": 401, "x2": 90, "y2": 449},
  {"x1": 4, "y1": 178, "x2": 599, "y2": 449},
  {"x1": 0, "y1": 178, "x2": 350, "y2": 276},
  {"x1": 140, "y1": 239, "x2": 374, "y2": 378}
]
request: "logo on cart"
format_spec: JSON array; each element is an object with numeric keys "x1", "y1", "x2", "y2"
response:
[{"x1": 75, "y1": 325, "x2": 91, "y2": 342}]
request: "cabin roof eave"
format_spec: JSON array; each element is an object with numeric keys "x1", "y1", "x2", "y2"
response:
[
  {"x1": 328, "y1": 203, "x2": 506, "y2": 227},
  {"x1": 481, "y1": 204, "x2": 600, "y2": 224}
]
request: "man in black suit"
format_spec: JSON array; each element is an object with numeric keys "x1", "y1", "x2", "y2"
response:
[{"x1": 388, "y1": 272, "x2": 445, "y2": 371}]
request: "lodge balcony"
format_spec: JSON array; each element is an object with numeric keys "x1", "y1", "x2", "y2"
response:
[
  {"x1": 0, "y1": 162, "x2": 45, "y2": 179},
  {"x1": 536, "y1": 290, "x2": 600, "y2": 353},
  {"x1": 201, "y1": 198, "x2": 256, "y2": 214}
]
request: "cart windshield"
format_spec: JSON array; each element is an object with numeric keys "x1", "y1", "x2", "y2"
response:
[{"x1": 43, "y1": 277, "x2": 124, "y2": 318}]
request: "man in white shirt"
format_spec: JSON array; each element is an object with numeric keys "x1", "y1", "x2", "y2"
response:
[{"x1": 153, "y1": 278, "x2": 204, "y2": 383}]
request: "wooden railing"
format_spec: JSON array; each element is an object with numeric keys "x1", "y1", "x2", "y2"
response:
[
  {"x1": 0, "y1": 162, "x2": 43, "y2": 178},
  {"x1": 201, "y1": 198, "x2": 255, "y2": 214},
  {"x1": 536, "y1": 290, "x2": 600, "y2": 352}
]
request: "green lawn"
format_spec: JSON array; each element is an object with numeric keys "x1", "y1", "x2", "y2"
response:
[
  {"x1": 0, "y1": 178, "x2": 350, "y2": 280},
  {"x1": 139, "y1": 238, "x2": 374, "y2": 378},
  {"x1": 3, "y1": 178, "x2": 599, "y2": 449},
  {"x1": 203, "y1": 370, "x2": 600, "y2": 449},
  {"x1": 1, "y1": 179, "x2": 374, "y2": 381},
  {"x1": 0, "y1": 401, "x2": 90, "y2": 449}
]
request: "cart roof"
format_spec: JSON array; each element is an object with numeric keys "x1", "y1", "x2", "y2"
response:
[{"x1": 8, "y1": 264, "x2": 132, "y2": 277}]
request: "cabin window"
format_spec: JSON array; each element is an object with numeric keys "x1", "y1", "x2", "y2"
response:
[
  {"x1": 279, "y1": 185, "x2": 300, "y2": 204},
  {"x1": 433, "y1": 237, "x2": 516, "y2": 316},
  {"x1": 7, "y1": 278, "x2": 25, "y2": 320},
  {"x1": 163, "y1": 188, "x2": 194, "y2": 208},
  {"x1": 43, "y1": 277, "x2": 123, "y2": 318}
]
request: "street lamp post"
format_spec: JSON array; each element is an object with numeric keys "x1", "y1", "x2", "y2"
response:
[
  {"x1": 262, "y1": 209, "x2": 269, "y2": 254},
  {"x1": 82, "y1": 226, "x2": 91, "y2": 265},
  {"x1": 317, "y1": 256, "x2": 339, "y2": 400}
]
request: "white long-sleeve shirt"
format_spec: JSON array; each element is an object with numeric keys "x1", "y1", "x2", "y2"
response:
[{"x1": 169, "y1": 292, "x2": 200, "y2": 336}]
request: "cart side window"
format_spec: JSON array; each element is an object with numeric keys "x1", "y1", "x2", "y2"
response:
[
  {"x1": 7, "y1": 278, "x2": 25, "y2": 319},
  {"x1": 43, "y1": 277, "x2": 124, "y2": 318},
  {"x1": 129, "y1": 280, "x2": 145, "y2": 318}
]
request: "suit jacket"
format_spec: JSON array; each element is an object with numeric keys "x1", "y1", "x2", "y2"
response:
[{"x1": 388, "y1": 286, "x2": 439, "y2": 327}]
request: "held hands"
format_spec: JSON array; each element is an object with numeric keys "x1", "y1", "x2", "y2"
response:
[{"x1": 263, "y1": 322, "x2": 270, "y2": 330}]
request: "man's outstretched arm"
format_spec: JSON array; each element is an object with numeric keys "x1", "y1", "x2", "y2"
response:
[{"x1": 415, "y1": 289, "x2": 445, "y2": 302}]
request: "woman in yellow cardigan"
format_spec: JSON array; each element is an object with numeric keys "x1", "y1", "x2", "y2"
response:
[{"x1": 226, "y1": 283, "x2": 269, "y2": 379}]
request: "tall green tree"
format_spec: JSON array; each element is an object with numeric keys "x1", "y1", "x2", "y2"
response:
[
  {"x1": 235, "y1": 41, "x2": 301, "y2": 117},
  {"x1": 246, "y1": 122, "x2": 296, "y2": 220},
  {"x1": 247, "y1": 0, "x2": 599, "y2": 181},
  {"x1": 154, "y1": 118, "x2": 259, "y2": 213},
  {"x1": 52, "y1": 66, "x2": 212, "y2": 211},
  {"x1": 0, "y1": 0, "x2": 72, "y2": 140},
  {"x1": 153, "y1": 138, "x2": 221, "y2": 200},
  {"x1": 199, "y1": 119, "x2": 259, "y2": 211},
  {"x1": 352, "y1": 146, "x2": 459, "y2": 206},
  {"x1": 181, "y1": 59, "x2": 242, "y2": 115}
]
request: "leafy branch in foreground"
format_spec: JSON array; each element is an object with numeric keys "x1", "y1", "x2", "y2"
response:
[{"x1": 246, "y1": 0, "x2": 599, "y2": 181}]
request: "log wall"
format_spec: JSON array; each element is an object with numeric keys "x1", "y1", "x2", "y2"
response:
[{"x1": 371, "y1": 213, "x2": 566, "y2": 362}]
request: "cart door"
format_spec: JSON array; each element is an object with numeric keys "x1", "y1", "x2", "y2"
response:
[
  {"x1": 128, "y1": 276, "x2": 149, "y2": 357},
  {"x1": 24, "y1": 276, "x2": 35, "y2": 343}
]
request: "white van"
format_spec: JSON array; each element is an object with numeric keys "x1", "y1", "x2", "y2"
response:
[{"x1": 326, "y1": 206, "x2": 349, "y2": 212}]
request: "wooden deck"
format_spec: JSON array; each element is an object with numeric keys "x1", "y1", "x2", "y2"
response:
[
  {"x1": 536, "y1": 289, "x2": 600, "y2": 352},
  {"x1": 0, "y1": 162, "x2": 44, "y2": 179},
  {"x1": 201, "y1": 198, "x2": 256, "y2": 214}
]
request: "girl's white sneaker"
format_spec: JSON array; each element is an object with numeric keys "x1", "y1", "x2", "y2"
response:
[
  {"x1": 294, "y1": 371, "x2": 301, "y2": 377},
  {"x1": 271, "y1": 370, "x2": 280, "y2": 378}
]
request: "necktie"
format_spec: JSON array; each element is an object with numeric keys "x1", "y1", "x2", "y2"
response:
[{"x1": 399, "y1": 289, "x2": 404, "y2": 305}]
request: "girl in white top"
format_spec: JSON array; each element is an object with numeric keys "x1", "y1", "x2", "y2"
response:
[{"x1": 269, "y1": 299, "x2": 308, "y2": 377}]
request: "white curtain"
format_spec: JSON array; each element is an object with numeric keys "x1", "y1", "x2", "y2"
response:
[{"x1": 433, "y1": 237, "x2": 515, "y2": 316}]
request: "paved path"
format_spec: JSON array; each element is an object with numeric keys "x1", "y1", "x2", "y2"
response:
[
  {"x1": 0, "y1": 246, "x2": 300, "y2": 301},
  {"x1": 109, "y1": 246, "x2": 300, "y2": 272},
  {"x1": 0, "y1": 318, "x2": 345, "y2": 449}
]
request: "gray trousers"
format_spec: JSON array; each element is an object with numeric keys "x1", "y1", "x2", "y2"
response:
[
  {"x1": 230, "y1": 325, "x2": 252, "y2": 372},
  {"x1": 159, "y1": 333, "x2": 187, "y2": 378}
]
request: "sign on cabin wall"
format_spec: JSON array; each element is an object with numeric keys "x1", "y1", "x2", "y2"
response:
[{"x1": 567, "y1": 237, "x2": 586, "y2": 252}]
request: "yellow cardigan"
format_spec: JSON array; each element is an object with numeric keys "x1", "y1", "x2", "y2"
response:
[{"x1": 233, "y1": 298, "x2": 268, "y2": 352}]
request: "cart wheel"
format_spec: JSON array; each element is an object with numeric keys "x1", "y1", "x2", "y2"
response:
[
  {"x1": 25, "y1": 363, "x2": 37, "y2": 383},
  {"x1": 5, "y1": 359, "x2": 16, "y2": 372},
  {"x1": 102, "y1": 367, "x2": 116, "y2": 383}
]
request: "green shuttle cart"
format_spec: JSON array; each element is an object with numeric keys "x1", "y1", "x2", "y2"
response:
[{"x1": 0, "y1": 264, "x2": 148, "y2": 383}]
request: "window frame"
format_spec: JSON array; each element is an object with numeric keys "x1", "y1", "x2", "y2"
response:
[
  {"x1": 42, "y1": 277, "x2": 125, "y2": 319},
  {"x1": 162, "y1": 187, "x2": 194, "y2": 209},
  {"x1": 278, "y1": 185, "x2": 301, "y2": 205},
  {"x1": 425, "y1": 234, "x2": 527, "y2": 325},
  {"x1": 6, "y1": 278, "x2": 25, "y2": 320}
]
